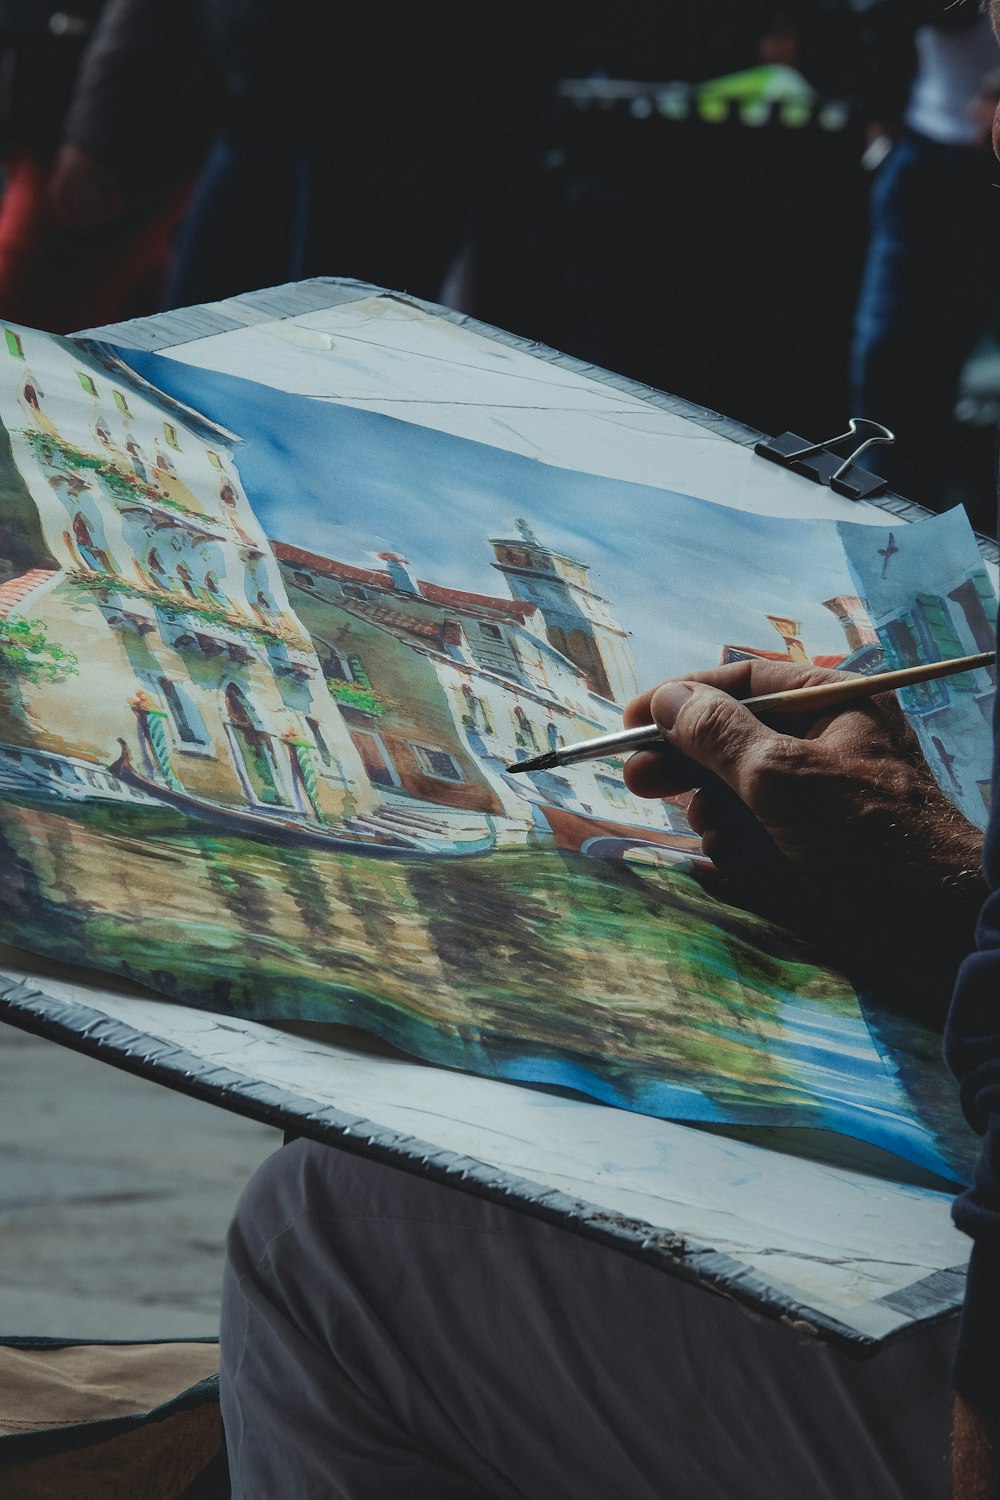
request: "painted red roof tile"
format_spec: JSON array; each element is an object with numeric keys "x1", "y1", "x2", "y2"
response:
[
  {"x1": 275, "y1": 541, "x2": 537, "y2": 621},
  {"x1": 0, "y1": 568, "x2": 57, "y2": 620}
]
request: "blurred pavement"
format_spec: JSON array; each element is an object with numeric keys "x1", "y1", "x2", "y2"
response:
[{"x1": 0, "y1": 1024, "x2": 280, "y2": 1339}]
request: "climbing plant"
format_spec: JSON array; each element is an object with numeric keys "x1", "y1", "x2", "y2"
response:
[{"x1": 0, "y1": 617, "x2": 78, "y2": 683}]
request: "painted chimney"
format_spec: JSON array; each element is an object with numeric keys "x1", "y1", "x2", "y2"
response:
[
  {"x1": 377, "y1": 551, "x2": 419, "y2": 595},
  {"x1": 766, "y1": 615, "x2": 809, "y2": 662},
  {"x1": 821, "y1": 595, "x2": 878, "y2": 654}
]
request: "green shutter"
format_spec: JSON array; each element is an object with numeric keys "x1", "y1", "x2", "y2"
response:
[
  {"x1": 971, "y1": 569, "x2": 998, "y2": 634},
  {"x1": 113, "y1": 390, "x2": 130, "y2": 416},
  {"x1": 76, "y1": 371, "x2": 98, "y2": 396},
  {"x1": 4, "y1": 329, "x2": 23, "y2": 359},
  {"x1": 164, "y1": 422, "x2": 180, "y2": 450},
  {"x1": 916, "y1": 593, "x2": 964, "y2": 655},
  {"x1": 915, "y1": 593, "x2": 975, "y2": 691}
]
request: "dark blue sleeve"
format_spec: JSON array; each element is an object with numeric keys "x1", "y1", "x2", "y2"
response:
[{"x1": 944, "y1": 605, "x2": 1000, "y2": 1418}]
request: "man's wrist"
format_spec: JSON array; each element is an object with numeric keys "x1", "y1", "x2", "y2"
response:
[{"x1": 953, "y1": 1393, "x2": 996, "y2": 1500}]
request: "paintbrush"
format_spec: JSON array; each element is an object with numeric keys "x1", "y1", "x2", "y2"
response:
[{"x1": 505, "y1": 650, "x2": 997, "y2": 774}]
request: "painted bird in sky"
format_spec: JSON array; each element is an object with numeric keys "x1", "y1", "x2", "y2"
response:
[{"x1": 878, "y1": 532, "x2": 899, "y2": 578}]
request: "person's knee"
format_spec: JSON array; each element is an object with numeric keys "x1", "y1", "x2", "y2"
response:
[{"x1": 227, "y1": 1138, "x2": 334, "y2": 1274}]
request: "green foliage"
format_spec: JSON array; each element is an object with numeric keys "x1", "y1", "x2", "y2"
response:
[
  {"x1": 0, "y1": 616, "x2": 78, "y2": 683},
  {"x1": 326, "y1": 677, "x2": 387, "y2": 717},
  {"x1": 66, "y1": 572, "x2": 305, "y2": 650},
  {"x1": 20, "y1": 429, "x2": 200, "y2": 516}
]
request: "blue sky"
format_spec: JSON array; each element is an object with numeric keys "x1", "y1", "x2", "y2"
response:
[
  {"x1": 114, "y1": 347, "x2": 977, "y2": 689},
  {"x1": 840, "y1": 505, "x2": 987, "y2": 617}
]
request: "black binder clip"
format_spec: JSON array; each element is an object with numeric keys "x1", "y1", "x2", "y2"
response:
[{"x1": 754, "y1": 418, "x2": 894, "y2": 500}]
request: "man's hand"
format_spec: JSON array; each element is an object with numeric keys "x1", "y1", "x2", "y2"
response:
[{"x1": 622, "y1": 660, "x2": 985, "y2": 1018}]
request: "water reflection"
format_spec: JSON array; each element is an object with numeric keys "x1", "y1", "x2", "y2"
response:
[{"x1": 0, "y1": 793, "x2": 957, "y2": 1166}]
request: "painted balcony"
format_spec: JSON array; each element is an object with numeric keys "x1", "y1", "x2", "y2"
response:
[
  {"x1": 266, "y1": 640, "x2": 318, "y2": 682},
  {"x1": 155, "y1": 606, "x2": 265, "y2": 664},
  {"x1": 95, "y1": 592, "x2": 157, "y2": 638},
  {"x1": 117, "y1": 496, "x2": 227, "y2": 542}
]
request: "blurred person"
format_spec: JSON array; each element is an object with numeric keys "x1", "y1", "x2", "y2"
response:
[
  {"x1": 851, "y1": 0, "x2": 1000, "y2": 513},
  {"x1": 0, "y1": 0, "x2": 206, "y2": 332},
  {"x1": 165, "y1": 2, "x2": 563, "y2": 311}
]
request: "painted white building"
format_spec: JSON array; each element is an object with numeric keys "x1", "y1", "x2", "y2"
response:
[{"x1": 0, "y1": 325, "x2": 372, "y2": 822}]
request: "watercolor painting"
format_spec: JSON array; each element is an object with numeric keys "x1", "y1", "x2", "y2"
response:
[{"x1": 0, "y1": 322, "x2": 994, "y2": 1179}]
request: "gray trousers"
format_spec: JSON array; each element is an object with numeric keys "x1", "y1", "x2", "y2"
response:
[{"x1": 220, "y1": 1139, "x2": 956, "y2": 1499}]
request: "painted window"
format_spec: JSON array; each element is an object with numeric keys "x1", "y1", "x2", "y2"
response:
[
  {"x1": 176, "y1": 563, "x2": 198, "y2": 599},
  {"x1": 292, "y1": 571, "x2": 314, "y2": 589},
  {"x1": 461, "y1": 684, "x2": 494, "y2": 735},
  {"x1": 479, "y1": 622, "x2": 502, "y2": 639},
  {"x1": 340, "y1": 582, "x2": 366, "y2": 600},
  {"x1": 4, "y1": 329, "x2": 24, "y2": 359},
  {"x1": 595, "y1": 773, "x2": 628, "y2": 807},
  {"x1": 411, "y1": 743, "x2": 464, "y2": 783},
  {"x1": 225, "y1": 682, "x2": 257, "y2": 729},
  {"x1": 949, "y1": 576, "x2": 998, "y2": 662},
  {"x1": 206, "y1": 449, "x2": 222, "y2": 469},
  {"x1": 882, "y1": 615, "x2": 947, "y2": 710},
  {"x1": 351, "y1": 730, "x2": 400, "y2": 788},
  {"x1": 513, "y1": 705, "x2": 538, "y2": 750},
  {"x1": 163, "y1": 422, "x2": 181, "y2": 450},
  {"x1": 76, "y1": 371, "x2": 98, "y2": 396},
  {"x1": 113, "y1": 390, "x2": 131, "y2": 416},
  {"x1": 146, "y1": 549, "x2": 173, "y2": 590},
  {"x1": 306, "y1": 716, "x2": 332, "y2": 766},
  {"x1": 204, "y1": 571, "x2": 222, "y2": 598},
  {"x1": 323, "y1": 647, "x2": 354, "y2": 682},
  {"x1": 72, "y1": 512, "x2": 109, "y2": 574},
  {"x1": 158, "y1": 677, "x2": 209, "y2": 746},
  {"x1": 915, "y1": 593, "x2": 972, "y2": 689}
]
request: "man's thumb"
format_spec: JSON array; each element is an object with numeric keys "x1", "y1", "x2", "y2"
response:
[{"x1": 649, "y1": 680, "x2": 778, "y2": 797}]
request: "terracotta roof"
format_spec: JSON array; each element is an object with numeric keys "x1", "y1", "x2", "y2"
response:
[
  {"x1": 416, "y1": 580, "x2": 535, "y2": 620},
  {"x1": 274, "y1": 542, "x2": 388, "y2": 588},
  {"x1": 275, "y1": 540, "x2": 537, "y2": 622},
  {"x1": 721, "y1": 644, "x2": 846, "y2": 669},
  {"x1": 0, "y1": 568, "x2": 58, "y2": 621},
  {"x1": 721, "y1": 645, "x2": 788, "y2": 663}
]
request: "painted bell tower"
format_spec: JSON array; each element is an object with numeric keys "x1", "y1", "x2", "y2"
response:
[{"x1": 490, "y1": 520, "x2": 638, "y2": 705}]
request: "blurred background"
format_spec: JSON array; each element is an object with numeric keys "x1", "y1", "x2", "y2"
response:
[
  {"x1": 0, "y1": 0, "x2": 997, "y2": 533},
  {"x1": 2, "y1": 0, "x2": 1000, "y2": 1342}
]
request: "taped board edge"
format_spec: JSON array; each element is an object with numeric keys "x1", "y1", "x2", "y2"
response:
[
  {"x1": 0, "y1": 973, "x2": 962, "y2": 1358},
  {"x1": 79, "y1": 277, "x2": 999, "y2": 567}
]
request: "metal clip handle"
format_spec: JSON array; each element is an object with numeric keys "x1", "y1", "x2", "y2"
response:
[{"x1": 778, "y1": 418, "x2": 895, "y2": 472}]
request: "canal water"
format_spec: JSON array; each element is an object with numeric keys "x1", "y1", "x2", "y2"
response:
[{"x1": 0, "y1": 793, "x2": 969, "y2": 1176}]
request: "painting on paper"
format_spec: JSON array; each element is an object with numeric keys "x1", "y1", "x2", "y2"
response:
[{"x1": 0, "y1": 323, "x2": 994, "y2": 1180}]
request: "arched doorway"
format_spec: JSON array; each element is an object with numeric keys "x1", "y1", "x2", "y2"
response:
[{"x1": 223, "y1": 683, "x2": 286, "y2": 807}]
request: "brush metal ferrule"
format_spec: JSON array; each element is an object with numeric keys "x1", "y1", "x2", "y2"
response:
[{"x1": 557, "y1": 722, "x2": 665, "y2": 765}]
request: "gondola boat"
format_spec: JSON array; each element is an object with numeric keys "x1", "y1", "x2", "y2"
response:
[{"x1": 108, "y1": 741, "x2": 496, "y2": 860}]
